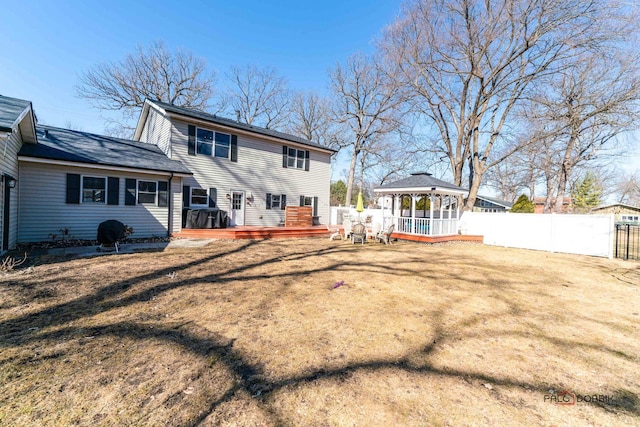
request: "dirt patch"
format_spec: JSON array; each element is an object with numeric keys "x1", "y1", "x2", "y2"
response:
[{"x1": 0, "y1": 238, "x2": 638, "y2": 426}]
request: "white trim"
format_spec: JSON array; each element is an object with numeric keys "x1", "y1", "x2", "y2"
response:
[
  {"x1": 374, "y1": 186, "x2": 467, "y2": 196},
  {"x1": 19, "y1": 156, "x2": 191, "y2": 177}
]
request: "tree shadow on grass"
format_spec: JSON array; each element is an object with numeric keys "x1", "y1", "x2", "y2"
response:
[{"x1": 1, "y1": 240, "x2": 638, "y2": 425}]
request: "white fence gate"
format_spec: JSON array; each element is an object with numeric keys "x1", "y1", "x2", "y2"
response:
[{"x1": 459, "y1": 212, "x2": 615, "y2": 258}]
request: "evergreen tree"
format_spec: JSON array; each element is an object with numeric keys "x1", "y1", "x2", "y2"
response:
[
  {"x1": 572, "y1": 172, "x2": 602, "y2": 212},
  {"x1": 510, "y1": 194, "x2": 535, "y2": 213}
]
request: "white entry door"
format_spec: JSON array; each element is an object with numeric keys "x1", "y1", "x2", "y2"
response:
[{"x1": 230, "y1": 190, "x2": 245, "y2": 226}]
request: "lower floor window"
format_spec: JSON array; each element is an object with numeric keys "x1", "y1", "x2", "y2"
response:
[
  {"x1": 191, "y1": 188, "x2": 208, "y2": 207},
  {"x1": 138, "y1": 180, "x2": 157, "y2": 204},
  {"x1": 270, "y1": 194, "x2": 281, "y2": 209},
  {"x1": 82, "y1": 176, "x2": 106, "y2": 203}
]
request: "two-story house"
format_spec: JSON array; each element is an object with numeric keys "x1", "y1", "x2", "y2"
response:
[
  {"x1": 0, "y1": 95, "x2": 334, "y2": 249},
  {"x1": 134, "y1": 100, "x2": 334, "y2": 231}
]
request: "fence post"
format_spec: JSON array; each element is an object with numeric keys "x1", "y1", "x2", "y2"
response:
[
  {"x1": 626, "y1": 224, "x2": 630, "y2": 261},
  {"x1": 615, "y1": 224, "x2": 619, "y2": 259}
]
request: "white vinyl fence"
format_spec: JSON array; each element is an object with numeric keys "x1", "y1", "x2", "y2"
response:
[{"x1": 459, "y1": 212, "x2": 615, "y2": 258}]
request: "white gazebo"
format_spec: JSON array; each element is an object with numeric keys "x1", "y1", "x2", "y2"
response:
[{"x1": 374, "y1": 172, "x2": 468, "y2": 237}]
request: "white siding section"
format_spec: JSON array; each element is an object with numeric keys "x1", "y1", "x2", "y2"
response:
[
  {"x1": 1, "y1": 132, "x2": 22, "y2": 250},
  {"x1": 139, "y1": 107, "x2": 172, "y2": 156},
  {"x1": 170, "y1": 120, "x2": 332, "y2": 227},
  {"x1": 18, "y1": 162, "x2": 172, "y2": 242},
  {"x1": 171, "y1": 177, "x2": 183, "y2": 234}
]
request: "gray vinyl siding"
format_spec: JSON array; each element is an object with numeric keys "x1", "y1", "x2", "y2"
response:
[
  {"x1": 138, "y1": 106, "x2": 172, "y2": 157},
  {"x1": 1, "y1": 132, "x2": 22, "y2": 250},
  {"x1": 169, "y1": 119, "x2": 331, "y2": 226},
  {"x1": 18, "y1": 162, "x2": 172, "y2": 242}
]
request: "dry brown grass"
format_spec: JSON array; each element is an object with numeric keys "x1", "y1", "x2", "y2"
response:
[{"x1": 0, "y1": 238, "x2": 639, "y2": 426}]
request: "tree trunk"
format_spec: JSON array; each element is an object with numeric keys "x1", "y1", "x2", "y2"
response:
[{"x1": 345, "y1": 148, "x2": 359, "y2": 206}]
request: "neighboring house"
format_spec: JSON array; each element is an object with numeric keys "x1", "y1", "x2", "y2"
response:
[
  {"x1": 533, "y1": 196, "x2": 572, "y2": 214},
  {"x1": 591, "y1": 203, "x2": 640, "y2": 224},
  {"x1": 134, "y1": 100, "x2": 334, "y2": 228},
  {"x1": 470, "y1": 194, "x2": 513, "y2": 213},
  {"x1": 0, "y1": 96, "x2": 37, "y2": 251},
  {"x1": 0, "y1": 95, "x2": 334, "y2": 249}
]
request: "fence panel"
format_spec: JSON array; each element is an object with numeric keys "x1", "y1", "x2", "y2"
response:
[{"x1": 459, "y1": 212, "x2": 615, "y2": 258}]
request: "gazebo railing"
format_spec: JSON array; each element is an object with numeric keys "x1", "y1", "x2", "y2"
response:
[{"x1": 387, "y1": 216, "x2": 459, "y2": 237}]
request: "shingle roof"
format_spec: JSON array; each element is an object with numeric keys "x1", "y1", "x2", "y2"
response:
[
  {"x1": 0, "y1": 95, "x2": 31, "y2": 132},
  {"x1": 19, "y1": 125, "x2": 192, "y2": 175},
  {"x1": 150, "y1": 100, "x2": 336, "y2": 152},
  {"x1": 476, "y1": 194, "x2": 513, "y2": 208},
  {"x1": 375, "y1": 172, "x2": 467, "y2": 193}
]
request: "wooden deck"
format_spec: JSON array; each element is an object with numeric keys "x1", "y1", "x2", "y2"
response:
[
  {"x1": 173, "y1": 225, "x2": 330, "y2": 239},
  {"x1": 173, "y1": 225, "x2": 483, "y2": 243},
  {"x1": 391, "y1": 232, "x2": 483, "y2": 244}
]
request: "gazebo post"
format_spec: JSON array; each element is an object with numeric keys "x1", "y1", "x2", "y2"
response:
[
  {"x1": 439, "y1": 195, "x2": 445, "y2": 234},
  {"x1": 448, "y1": 195, "x2": 453, "y2": 234},
  {"x1": 456, "y1": 195, "x2": 461, "y2": 220},
  {"x1": 394, "y1": 194, "x2": 401, "y2": 231},
  {"x1": 411, "y1": 193, "x2": 417, "y2": 234},
  {"x1": 429, "y1": 191, "x2": 435, "y2": 236}
]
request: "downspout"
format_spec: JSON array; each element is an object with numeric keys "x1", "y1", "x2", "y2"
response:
[{"x1": 167, "y1": 173, "x2": 173, "y2": 238}]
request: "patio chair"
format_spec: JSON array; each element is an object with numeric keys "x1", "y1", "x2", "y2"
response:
[
  {"x1": 327, "y1": 224, "x2": 342, "y2": 241},
  {"x1": 367, "y1": 222, "x2": 382, "y2": 240},
  {"x1": 375, "y1": 224, "x2": 395, "y2": 245},
  {"x1": 342, "y1": 219, "x2": 353, "y2": 240},
  {"x1": 351, "y1": 222, "x2": 367, "y2": 245}
]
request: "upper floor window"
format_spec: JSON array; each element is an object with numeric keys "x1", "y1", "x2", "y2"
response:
[
  {"x1": 82, "y1": 176, "x2": 106, "y2": 203},
  {"x1": 282, "y1": 146, "x2": 310, "y2": 171},
  {"x1": 196, "y1": 128, "x2": 231, "y2": 159},
  {"x1": 189, "y1": 124, "x2": 237, "y2": 162}
]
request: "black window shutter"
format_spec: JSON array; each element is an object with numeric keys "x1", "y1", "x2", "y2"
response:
[
  {"x1": 183, "y1": 185, "x2": 190, "y2": 208},
  {"x1": 282, "y1": 146, "x2": 288, "y2": 168},
  {"x1": 230, "y1": 135, "x2": 238, "y2": 162},
  {"x1": 209, "y1": 187, "x2": 217, "y2": 207},
  {"x1": 66, "y1": 174, "x2": 80, "y2": 204},
  {"x1": 281, "y1": 194, "x2": 287, "y2": 210},
  {"x1": 313, "y1": 196, "x2": 318, "y2": 216},
  {"x1": 125, "y1": 179, "x2": 137, "y2": 205},
  {"x1": 304, "y1": 150, "x2": 310, "y2": 171},
  {"x1": 299, "y1": 195, "x2": 304, "y2": 206},
  {"x1": 188, "y1": 125, "x2": 196, "y2": 155},
  {"x1": 266, "y1": 193, "x2": 272, "y2": 210},
  {"x1": 107, "y1": 177, "x2": 119, "y2": 205},
  {"x1": 158, "y1": 181, "x2": 168, "y2": 207}
]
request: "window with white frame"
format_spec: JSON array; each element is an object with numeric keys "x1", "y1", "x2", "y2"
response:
[
  {"x1": 287, "y1": 147, "x2": 305, "y2": 169},
  {"x1": 302, "y1": 196, "x2": 313, "y2": 207},
  {"x1": 621, "y1": 215, "x2": 639, "y2": 223},
  {"x1": 137, "y1": 180, "x2": 157, "y2": 204},
  {"x1": 82, "y1": 176, "x2": 106, "y2": 203},
  {"x1": 270, "y1": 194, "x2": 281, "y2": 209},
  {"x1": 197, "y1": 128, "x2": 231, "y2": 159},
  {"x1": 190, "y1": 188, "x2": 208, "y2": 207}
]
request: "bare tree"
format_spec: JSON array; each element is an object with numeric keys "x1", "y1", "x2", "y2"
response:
[
  {"x1": 524, "y1": 47, "x2": 640, "y2": 212},
  {"x1": 77, "y1": 41, "x2": 215, "y2": 135},
  {"x1": 222, "y1": 65, "x2": 290, "y2": 130},
  {"x1": 329, "y1": 52, "x2": 405, "y2": 206},
  {"x1": 614, "y1": 171, "x2": 640, "y2": 206},
  {"x1": 380, "y1": 0, "x2": 618, "y2": 210},
  {"x1": 287, "y1": 90, "x2": 336, "y2": 147}
]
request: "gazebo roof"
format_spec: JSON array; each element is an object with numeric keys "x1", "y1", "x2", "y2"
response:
[{"x1": 374, "y1": 172, "x2": 468, "y2": 195}]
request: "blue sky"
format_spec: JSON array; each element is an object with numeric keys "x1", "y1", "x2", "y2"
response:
[{"x1": 1, "y1": 0, "x2": 403, "y2": 133}]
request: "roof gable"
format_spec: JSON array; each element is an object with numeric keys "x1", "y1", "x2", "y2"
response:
[
  {"x1": 19, "y1": 125, "x2": 191, "y2": 175},
  {"x1": 136, "y1": 99, "x2": 336, "y2": 153},
  {"x1": 0, "y1": 95, "x2": 37, "y2": 143}
]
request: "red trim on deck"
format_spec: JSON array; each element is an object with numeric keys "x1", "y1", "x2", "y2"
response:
[
  {"x1": 391, "y1": 232, "x2": 483, "y2": 243},
  {"x1": 173, "y1": 225, "x2": 330, "y2": 239}
]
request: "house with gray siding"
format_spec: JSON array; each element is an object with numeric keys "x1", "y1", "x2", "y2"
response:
[
  {"x1": 134, "y1": 100, "x2": 335, "y2": 227},
  {"x1": 0, "y1": 95, "x2": 37, "y2": 251},
  {"x1": 0, "y1": 95, "x2": 334, "y2": 250}
]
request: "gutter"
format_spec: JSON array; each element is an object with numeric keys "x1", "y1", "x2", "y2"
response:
[{"x1": 167, "y1": 173, "x2": 173, "y2": 238}]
